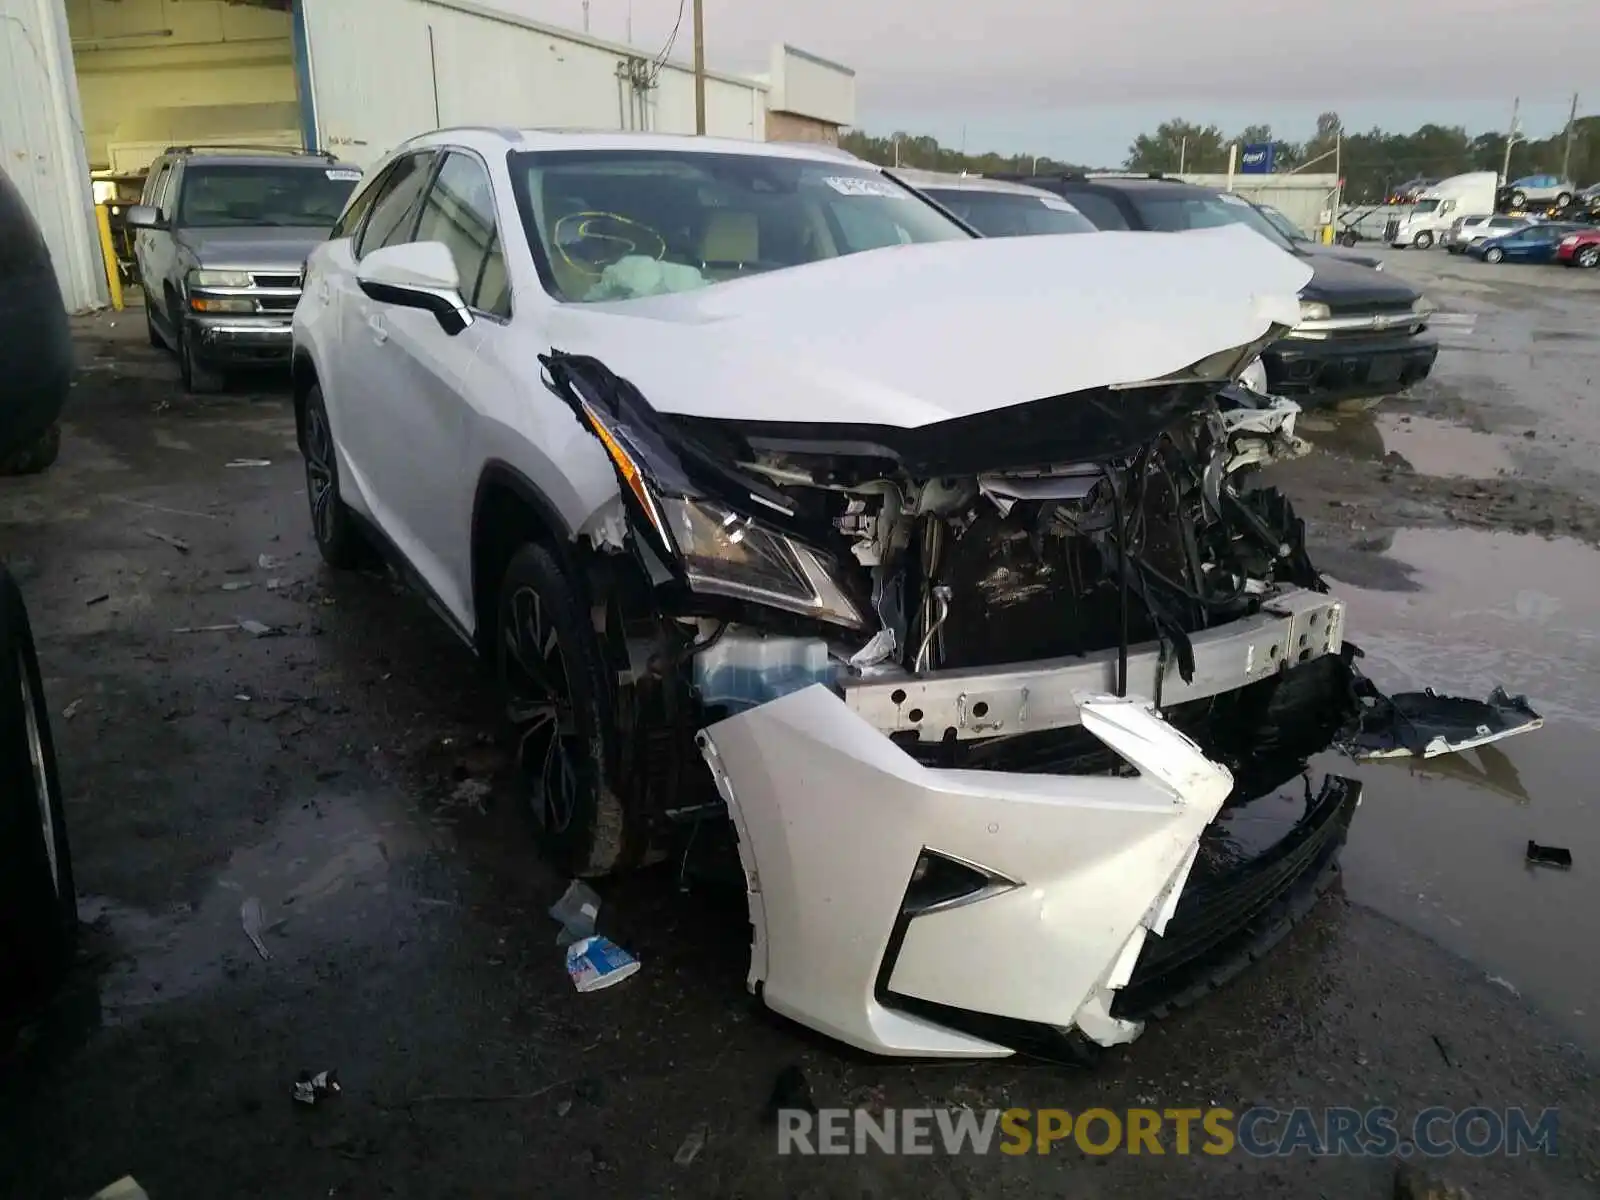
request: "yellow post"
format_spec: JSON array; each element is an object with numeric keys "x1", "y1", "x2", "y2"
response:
[
  {"x1": 1322, "y1": 224, "x2": 1334, "y2": 245},
  {"x1": 95, "y1": 203, "x2": 124, "y2": 311}
]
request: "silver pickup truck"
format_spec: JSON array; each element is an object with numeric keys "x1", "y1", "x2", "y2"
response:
[{"x1": 127, "y1": 146, "x2": 361, "y2": 393}]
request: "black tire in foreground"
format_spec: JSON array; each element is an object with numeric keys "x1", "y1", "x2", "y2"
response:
[
  {"x1": 0, "y1": 565, "x2": 77, "y2": 1018},
  {"x1": 496, "y1": 543, "x2": 627, "y2": 878},
  {"x1": 300, "y1": 384, "x2": 373, "y2": 570},
  {"x1": 0, "y1": 422, "x2": 61, "y2": 477}
]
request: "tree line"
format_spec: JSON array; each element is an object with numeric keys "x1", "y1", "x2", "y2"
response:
[{"x1": 840, "y1": 112, "x2": 1599, "y2": 203}]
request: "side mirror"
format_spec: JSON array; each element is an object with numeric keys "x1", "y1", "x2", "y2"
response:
[
  {"x1": 356, "y1": 241, "x2": 473, "y2": 336},
  {"x1": 125, "y1": 204, "x2": 165, "y2": 230}
]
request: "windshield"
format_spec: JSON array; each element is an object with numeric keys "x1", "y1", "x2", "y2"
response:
[
  {"x1": 1256, "y1": 204, "x2": 1310, "y2": 242},
  {"x1": 921, "y1": 187, "x2": 1096, "y2": 237},
  {"x1": 1130, "y1": 190, "x2": 1295, "y2": 251},
  {"x1": 1408, "y1": 198, "x2": 1442, "y2": 214},
  {"x1": 508, "y1": 149, "x2": 970, "y2": 303},
  {"x1": 176, "y1": 164, "x2": 359, "y2": 228}
]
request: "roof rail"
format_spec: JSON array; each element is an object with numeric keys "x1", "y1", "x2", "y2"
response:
[{"x1": 163, "y1": 144, "x2": 337, "y2": 159}]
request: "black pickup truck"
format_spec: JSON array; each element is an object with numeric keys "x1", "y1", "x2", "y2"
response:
[
  {"x1": 0, "y1": 164, "x2": 72, "y2": 473},
  {"x1": 991, "y1": 173, "x2": 1439, "y2": 406}
]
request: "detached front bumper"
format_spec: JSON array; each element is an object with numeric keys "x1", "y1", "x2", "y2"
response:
[{"x1": 1264, "y1": 332, "x2": 1438, "y2": 406}]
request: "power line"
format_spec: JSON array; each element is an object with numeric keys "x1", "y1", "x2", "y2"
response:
[{"x1": 646, "y1": 0, "x2": 687, "y2": 84}]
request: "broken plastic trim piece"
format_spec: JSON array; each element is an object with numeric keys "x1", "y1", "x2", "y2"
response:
[{"x1": 1345, "y1": 684, "x2": 1544, "y2": 760}]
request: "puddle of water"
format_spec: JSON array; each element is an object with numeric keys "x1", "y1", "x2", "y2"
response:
[
  {"x1": 84, "y1": 792, "x2": 432, "y2": 1019},
  {"x1": 1373, "y1": 413, "x2": 1519, "y2": 479},
  {"x1": 1326, "y1": 527, "x2": 1600, "y2": 1048}
]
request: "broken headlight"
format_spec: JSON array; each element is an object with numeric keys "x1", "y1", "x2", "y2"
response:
[
  {"x1": 564, "y1": 379, "x2": 866, "y2": 630},
  {"x1": 663, "y1": 496, "x2": 865, "y2": 629}
]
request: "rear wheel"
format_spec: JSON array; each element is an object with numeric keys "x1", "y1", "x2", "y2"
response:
[
  {"x1": 300, "y1": 384, "x2": 371, "y2": 570},
  {"x1": 496, "y1": 543, "x2": 627, "y2": 878},
  {"x1": 1576, "y1": 246, "x2": 1600, "y2": 269},
  {"x1": 0, "y1": 567, "x2": 77, "y2": 1017},
  {"x1": 1484, "y1": 246, "x2": 1505, "y2": 264},
  {"x1": 1556, "y1": 192, "x2": 1573, "y2": 208}
]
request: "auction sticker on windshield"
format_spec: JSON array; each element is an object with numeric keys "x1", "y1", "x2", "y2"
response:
[
  {"x1": 326, "y1": 168, "x2": 362, "y2": 182},
  {"x1": 823, "y1": 176, "x2": 905, "y2": 198}
]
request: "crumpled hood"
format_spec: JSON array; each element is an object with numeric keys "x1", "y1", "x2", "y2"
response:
[
  {"x1": 546, "y1": 224, "x2": 1312, "y2": 429},
  {"x1": 177, "y1": 226, "x2": 331, "y2": 270}
]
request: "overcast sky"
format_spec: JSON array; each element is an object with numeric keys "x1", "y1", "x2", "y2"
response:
[{"x1": 495, "y1": 0, "x2": 1596, "y2": 167}]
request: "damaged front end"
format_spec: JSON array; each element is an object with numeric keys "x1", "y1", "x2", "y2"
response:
[{"x1": 542, "y1": 351, "x2": 1541, "y2": 1059}]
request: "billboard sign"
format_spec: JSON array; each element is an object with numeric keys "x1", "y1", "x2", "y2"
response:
[{"x1": 1240, "y1": 143, "x2": 1275, "y2": 174}]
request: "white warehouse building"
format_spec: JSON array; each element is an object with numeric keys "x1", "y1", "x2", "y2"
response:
[{"x1": 0, "y1": 0, "x2": 857, "y2": 311}]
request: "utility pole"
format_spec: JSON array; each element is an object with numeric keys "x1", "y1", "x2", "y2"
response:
[
  {"x1": 1561, "y1": 92, "x2": 1580, "y2": 181},
  {"x1": 1501, "y1": 96, "x2": 1520, "y2": 184},
  {"x1": 1178, "y1": 135, "x2": 1186, "y2": 174},
  {"x1": 582, "y1": 0, "x2": 589, "y2": 32},
  {"x1": 893, "y1": 135, "x2": 901, "y2": 168},
  {"x1": 692, "y1": 0, "x2": 706, "y2": 135}
]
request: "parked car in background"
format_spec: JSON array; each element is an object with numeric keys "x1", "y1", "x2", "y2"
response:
[
  {"x1": 1499, "y1": 175, "x2": 1576, "y2": 211},
  {"x1": 1443, "y1": 213, "x2": 1537, "y2": 253},
  {"x1": 1252, "y1": 202, "x2": 1386, "y2": 269},
  {"x1": 0, "y1": 164, "x2": 72, "y2": 475},
  {"x1": 1555, "y1": 227, "x2": 1600, "y2": 268},
  {"x1": 893, "y1": 170, "x2": 1096, "y2": 236},
  {"x1": 1385, "y1": 172, "x2": 1498, "y2": 248},
  {"x1": 1468, "y1": 222, "x2": 1586, "y2": 264},
  {"x1": 995, "y1": 173, "x2": 1438, "y2": 405},
  {"x1": 1387, "y1": 177, "x2": 1435, "y2": 204},
  {"x1": 127, "y1": 146, "x2": 362, "y2": 393}
]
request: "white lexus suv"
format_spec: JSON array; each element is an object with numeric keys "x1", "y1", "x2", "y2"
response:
[{"x1": 292, "y1": 128, "x2": 1540, "y2": 1061}]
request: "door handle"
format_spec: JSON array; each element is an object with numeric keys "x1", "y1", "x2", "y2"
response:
[{"x1": 366, "y1": 313, "x2": 388, "y2": 344}]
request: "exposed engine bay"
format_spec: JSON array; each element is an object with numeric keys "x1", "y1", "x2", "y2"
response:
[{"x1": 538, "y1": 350, "x2": 1543, "y2": 1060}]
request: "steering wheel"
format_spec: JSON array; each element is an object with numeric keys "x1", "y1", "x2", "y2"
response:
[{"x1": 551, "y1": 212, "x2": 667, "y2": 277}]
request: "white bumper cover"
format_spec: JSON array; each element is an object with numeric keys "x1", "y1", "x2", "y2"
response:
[{"x1": 697, "y1": 686, "x2": 1234, "y2": 1058}]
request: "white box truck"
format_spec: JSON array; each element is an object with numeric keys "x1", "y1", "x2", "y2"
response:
[{"x1": 1385, "y1": 172, "x2": 1499, "y2": 249}]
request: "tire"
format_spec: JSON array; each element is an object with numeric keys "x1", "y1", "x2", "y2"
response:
[
  {"x1": 1484, "y1": 246, "x2": 1505, "y2": 264},
  {"x1": 1337, "y1": 231, "x2": 1358, "y2": 247},
  {"x1": 1576, "y1": 246, "x2": 1600, "y2": 269},
  {"x1": 1413, "y1": 230, "x2": 1434, "y2": 250},
  {"x1": 299, "y1": 384, "x2": 372, "y2": 570},
  {"x1": 496, "y1": 543, "x2": 627, "y2": 878},
  {"x1": 1511, "y1": 190, "x2": 1527, "y2": 210},
  {"x1": 177, "y1": 320, "x2": 224, "y2": 395},
  {"x1": 0, "y1": 423, "x2": 61, "y2": 477},
  {"x1": 0, "y1": 566, "x2": 77, "y2": 1016},
  {"x1": 1556, "y1": 192, "x2": 1573, "y2": 209},
  {"x1": 145, "y1": 298, "x2": 163, "y2": 349}
]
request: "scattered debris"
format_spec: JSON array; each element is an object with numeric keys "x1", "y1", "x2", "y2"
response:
[
  {"x1": 239, "y1": 619, "x2": 277, "y2": 637},
  {"x1": 556, "y1": 1098, "x2": 573, "y2": 1117},
  {"x1": 235, "y1": 693, "x2": 252, "y2": 701},
  {"x1": 444, "y1": 777, "x2": 491, "y2": 814},
  {"x1": 109, "y1": 495, "x2": 219, "y2": 520},
  {"x1": 266, "y1": 578, "x2": 284, "y2": 591},
  {"x1": 143, "y1": 528, "x2": 191, "y2": 554},
  {"x1": 1431, "y1": 1034, "x2": 1454, "y2": 1068},
  {"x1": 1526, "y1": 841, "x2": 1573, "y2": 870},
  {"x1": 172, "y1": 623, "x2": 241, "y2": 634},
  {"x1": 549, "y1": 880, "x2": 601, "y2": 946},
  {"x1": 222, "y1": 581, "x2": 253, "y2": 592},
  {"x1": 292, "y1": 1069, "x2": 341, "y2": 1107},
  {"x1": 1394, "y1": 1160, "x2": 1473, "y2": 1199},
  {"x1": 565, "y1": 935, "x2": 639, "y2": 992},
  {"x1": 765, "y1": 1065, "x2": 818, "y2": 1123},
  {"x1": 673, "y1": 1123, "x2": 709, "y2": 1167},
  {"x1": 85, "y1": 593, "x2": 110, "y2": 606},
  {"x1": 89, "y1": 1178, "x2": 150, "y2": 1200},
  {"x1": 226, "y1": 458, "x2": 272, "y2": 468},
  {"x1": 240, "y1": 896, "x2": 272, "y2": 961},
  {"x1": 259, "y1": 552, "x2": 284, "y2": 570},
  {"x1": 1486, "y1": 973, "x2": 1519, "y2": 997},
  {"x1": 61, "y1": 698, "x2": 83, "y2": 721}
]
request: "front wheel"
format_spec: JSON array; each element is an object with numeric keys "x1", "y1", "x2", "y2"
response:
[
  {"x1": 1555, "y1": 192, "x2": 1573, "y2": 209},
  {"x1": 1413, "y1": 231, "x2": 1434, "y2": 250},
  {"x1": 496, "y1": 543, "x2": 627, "y2": 878},
  {"x1": 1576, "y1": 246, "x2": 1600, "y2": 269},
  {"x1": 0, "y1": 567, "x2": 77, "y2": 1017},
  {"x1": 1510, "y1": 190, "x2": 1528, "y2": 210},
  {"x1": 0, "y1": 423, "x2": 61, "y2": 477},
  {"x1": 1484, "y1": 246, "x2": 1505, "y2": 264},
  {"x1": 178, "y1": 321, "x2": 225, "y2": 395}
]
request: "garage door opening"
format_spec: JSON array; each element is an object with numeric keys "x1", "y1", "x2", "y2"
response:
[{"x1": 69, "y1": 0, "x2": 308, "y2": 185}]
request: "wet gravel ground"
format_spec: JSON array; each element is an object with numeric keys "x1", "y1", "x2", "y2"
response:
[{"x1": 2, "y1": 260, "x2": 1599, "y2": 1198}]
